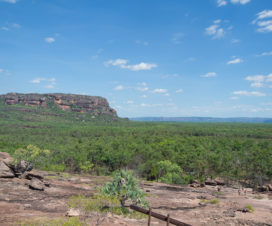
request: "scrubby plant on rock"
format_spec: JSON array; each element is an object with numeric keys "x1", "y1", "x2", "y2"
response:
[
  {"x1": 13, "y1": 144, "x2": 51, "y2": 169},
  {"x1": 101, "y1": 169, "x2": 148, "y2": 208}
]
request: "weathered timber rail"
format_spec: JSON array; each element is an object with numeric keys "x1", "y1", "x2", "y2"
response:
[{"x1": 130, "y1": 205, "x2": 192, "y2": 226}]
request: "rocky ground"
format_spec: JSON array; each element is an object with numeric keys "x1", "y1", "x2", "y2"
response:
[{"x1": 0, "y1": 153, "x2": 271, "y2": 225}]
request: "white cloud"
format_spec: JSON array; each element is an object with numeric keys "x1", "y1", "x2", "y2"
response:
[
  {"x1": 231, "y1": 39, "x2": 240, "y2": 43},
  {"x1": 230, "y1": 0, "x2": 250, "y2": 4},
  {"x1": 217, "y1": 0, "x2": 250, "y2": 6},
  {"x1": 1, "y1": 0, "x2": 17, "y2": 3},
  {"x1": 136, "y1": 87, "x2": 148, "y2": 92},
  {"x1": 105, "y1": 59, "x2": 157, "y2": 71},
  {"x1": 105, "y1": 59, "x2": 128, "y2": 67},
  {"x1": 30, "y1": 78, "x2": 56, "y2": 89},
  {"x1": 136, "y1": 82, "x2": 149, "y2": 92},
  {"x1": 141, "y1": 103, "x2": 149, "y2": 107},
  {"x1": 126, "y1": 100, "x2": 134, "y2": 104},
  {"x1": 164, "y1": 93, "x2": 170, "y2": 97},
  {"x1": 45, "y1": 37, "x2": 55, "y2": 43},
  {"x1": 176, "y1": 89, "x2": 183, "y2": 93},
  {"x1": 152, "y1": 88, "x2": 168, "y2": 94},
  {"x1": 253, "y1": 10, "x2": 272, "y2": 33},
  {"x1": 12, "y1": 23, "x2": 20, "y2": 28},
  {"x1": 245, "y1": 73, "x2": 272, "y2": 88},
  {"x1": 114, "y1": 85, "x2": 124, "y2": 91},
  {"x1": 141, "y1": 95, "x2": 147, "y2": 98},
  {"x1": 124, "y1": 62, "x2": 157, "y2": 71},
  {"x1": 217, "y1": 0, "x2": 227, "y2": 7},
  {"x1": 162, "y1": 73, "x2": 179, "y2": 79},
  {"x1": 0, "y1": 68, "x2": 3, "y2": 73},
  {"x1": 205, "y1": 20, "x2": 225, "y2": 39},
  {"x1": 1, "y1": 26, "x2": 9, "y2": 31},
  {"x1": 232, "y1": 90, "x2": 266, "y2": 97},
  {"x1": 257, "y1": 51, "x2": 272, "y2": 57},
  {"x1": 227, "y1": 57, "x2": 242, "y2": 64},
  {"x1": 201, "y1": 72, "x2": 217, "y2": 78},
  {"x1": 231, "y1": 96, "x2": 239, "y2": 100}
]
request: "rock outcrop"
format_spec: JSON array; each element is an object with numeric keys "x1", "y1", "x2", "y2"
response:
[
  {"x1": 0, "y1": 93, "x2": 117, "y2": 117},
  {"x1": 0, "y1": 152, "x2": 48, "y2": 190}
]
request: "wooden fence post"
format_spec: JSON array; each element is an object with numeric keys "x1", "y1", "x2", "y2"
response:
[
  {"x1": 167, "y1": 214, "x2": 170, "y2": 226},
  {"x1": 148, "y1": 208, "x2": 152, "y2": 226}
]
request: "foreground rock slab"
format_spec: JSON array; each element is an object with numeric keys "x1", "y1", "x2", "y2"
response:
[
  {"x1": 0, "y1": 171, "x2": 271, "y2": 226},
  {"x1": 0, "y1": 161, "x2": 14, "y2": 178}
]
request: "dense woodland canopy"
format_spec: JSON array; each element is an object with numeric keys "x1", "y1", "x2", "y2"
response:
[{"x1": 0, "y1": 100, "x2": 271, "y2": 187}]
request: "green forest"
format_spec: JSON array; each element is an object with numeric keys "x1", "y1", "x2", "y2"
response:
[{"x1": 0, "y1": 101, "x2": 271, "y2": 187}]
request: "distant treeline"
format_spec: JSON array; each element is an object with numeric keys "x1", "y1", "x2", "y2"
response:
[
  {"x1": 131, "y1": 117, "x2": 272, "y2": 123},
  {"x1": 0, "y1": 103, "x2": 271, "y2": 187}
]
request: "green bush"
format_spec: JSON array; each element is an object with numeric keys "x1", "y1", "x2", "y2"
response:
[
  {"x1": 245, "y1": 205, "x2": 254, "y2": 213},
  {"x1": 101, "y1": 169, "x2": 148, "y2": 207},
  {"x1": 13, "y1": 144, "x2": 51, "y2": 168}
]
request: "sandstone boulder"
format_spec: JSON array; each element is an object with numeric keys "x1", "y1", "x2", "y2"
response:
[
  {"x1": 66, "y1": 208, "x2": 81, "y2": 217},
  {"x1": 14, "y1": 160, "x2": 33, "y2": 176},
  {"x1": 0, "y1": 161, "x2": 15, "y2": 178},
  {"x1": 29, "y1": 177, "x2": 44, "y2": 191},
  {"x1": 205, "y1": 179, "x2": 217, "y2": 186},
  {"x1": 215, "y1": 179, "x2": 225, "y2": 186},
  {"x1": 25, "y1": 170, "x2": 44, "y2": 180}
]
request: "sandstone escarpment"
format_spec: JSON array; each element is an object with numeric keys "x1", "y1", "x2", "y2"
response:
[{"x1": 0, "y1": 93, "x2": 117, "y2": 117}]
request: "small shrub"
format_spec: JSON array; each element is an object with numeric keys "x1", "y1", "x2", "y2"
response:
[
  {"x1": 209, "y1": 199, "x2": 220, "y2": 204},
  {"x1": 245, "y1": 205, "x2": 254, "y2": 213},
  {"x1": 253, "y1": 195, "x2": 264, "y2": 200},
  {"x1": 101, "y1": 169, "x2": 148, "y2": 207},
  {"x1": 68, "y1": 194, "x2": 146, "y2": 219},
  {"x1": 13, "y1": 144, "x2": 51, "y2": 168},
  {"x1": 200, "y1": 199, "x2": 220, "y2": 204},
  {"x1": 18, "y1": 217, "x2": 84, "y2": 226}
]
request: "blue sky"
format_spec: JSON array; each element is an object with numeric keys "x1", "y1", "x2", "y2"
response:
[{"x1": 0, "y1": 0, "x2": 272, "y2": 117}]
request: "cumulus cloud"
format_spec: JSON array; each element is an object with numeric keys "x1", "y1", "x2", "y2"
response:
[
  {"x1": 217, "y1": 0, "x2": 250, "y2": 7},
  {"x1": 217, "y1": 0, "x2": 227, "y2": 7},
  {"x1": 105, "y1": 59, "x2": 157, "y2": 71},
  {"x1": 162, "y1": 73, "x2": 179, "y2": 79},
  {"x1": 227, "y1": 57, "x2": 243, "y2": 64},
  {"x1": 176, "y1": 89, "x2": 183, "y2": 93},
  {"x1": 257, "y1": 51, "x2": 272, "y2": 57},
  {"x1": 245, "y1": 74, "x2": 272, "y2": 88},
  {"x1": 30, "y1": 78, "x2": 56, "y2": 89},
  {"x1": 205, "y1": 20, "x2": 225, "y2": 39},
  {"x1": 152, "y1": 89, "x2": 168, "y2": 94},
  {"x1": 201, "y1": 72, "x2": 217, "y2": 78},
  {"x1": 1, "y1": 23, "x2": 21, "y2": 31},
  {"x1": 1, "y1": 0, "x2": 17, "y2": 3},
  {"x1": 253, "y1": 10, "x2": 272, "y2": 33},
  {"x1": 230, "y1": 0, "x2": 250, "y2": 4},
  {"x1": 45, "y1": 37, "x2": 55, "y2": 43},
  {"x1": 114, "y1": 85, "x2": 124, "y2": 91},
  {"x1": 232, "y1": 90, "x2": 266, "y2": 97},
  {"x1": 136, "y1": 82, "x2": 149, "y2": 92}
]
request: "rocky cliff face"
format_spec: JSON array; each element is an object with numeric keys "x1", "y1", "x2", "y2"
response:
[{"x1": 0, "y1": 93, "x2": 117, "y2": 117}]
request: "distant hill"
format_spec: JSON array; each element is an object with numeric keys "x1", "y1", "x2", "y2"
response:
[
  {"x1": 130, "y1": 117, "x2": 272, "y2": 123},
  {"x1": 0, "y1": 93, "x2": 119, "y2": 122}
]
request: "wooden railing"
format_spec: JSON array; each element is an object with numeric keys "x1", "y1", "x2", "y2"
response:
[{"x1": 130, "y1": 205, "x2": 192, "y2": 226}]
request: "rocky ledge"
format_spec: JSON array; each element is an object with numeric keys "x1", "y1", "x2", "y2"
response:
[
  {"x1": 0, "y1": 93, "x2": 117, "y2": 117},
  {"x1": 0, "y1": 152, "x2": 48, "y2": 191}
]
